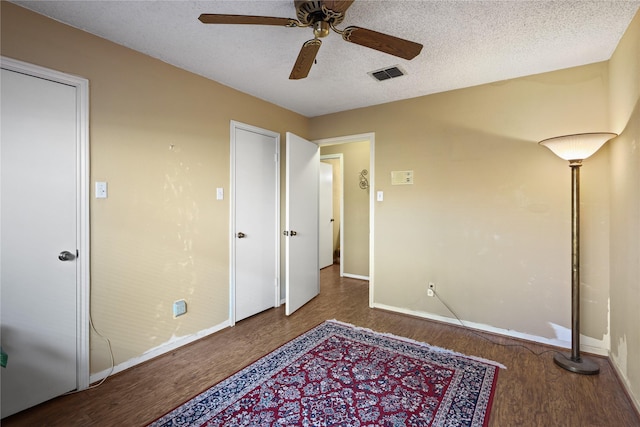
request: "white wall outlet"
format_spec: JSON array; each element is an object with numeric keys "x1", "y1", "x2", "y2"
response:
[
  {"x1": 95, "y1": 181, "x2": 108, "y2": 199},
  {"x1": 216, "y1": 187, "x2": 224, "y2": 200},
  {"x1": 428, "y1": 282, "x2": 436, "y2": 297}
]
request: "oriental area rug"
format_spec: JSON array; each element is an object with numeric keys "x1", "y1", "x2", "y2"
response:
[{"x1": 148, "y1": 320, "x2": 503, "y2": 427}]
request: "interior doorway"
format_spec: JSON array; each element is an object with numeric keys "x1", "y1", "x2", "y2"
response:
[
  {"x1": 316, "y1": 133, "x2": 375, "y2": 306},
  {"x1": 319, "y1": 160, "x2": 335, "y2": 269},
  {"x1": 230, "y1": 121, "x2": 280, "y2": 323},
  {"x1": 320, "y1": 155, "x2": 342, "y2": 270},
  {"x1": 1, "y1": 56, "x2": 90, "y2": 417}
]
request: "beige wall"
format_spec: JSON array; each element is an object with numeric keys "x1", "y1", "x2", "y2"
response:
[
  {"x1": 321, "y1": 141, "x2": 370, "y2": 277},
  {"x1": 608, "y1": 11, "x2": 640, "y2": 410},
  {"x1": 1, "y1": 2, "x2": 308, "y2": 373},
  {"x1": 310, "y1": 63, "x2": 612, "y2": 350}
]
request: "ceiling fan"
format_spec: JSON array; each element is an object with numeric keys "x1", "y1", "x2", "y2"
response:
[{"x1": 198, "y1": 0, "x2": 423, "y2": 80}]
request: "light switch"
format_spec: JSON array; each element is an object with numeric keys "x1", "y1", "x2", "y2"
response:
[
  {"x1": 377, "y1": 191, "x2": 384, "y2": 202},
  {"x1": 96, "y1": 182, "x2": 108, "y2": 199},
  {"x1": 216, "y1": 187, "x2": 224, "y2": 200}
]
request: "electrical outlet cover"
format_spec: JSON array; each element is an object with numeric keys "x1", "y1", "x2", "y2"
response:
[{"x1": 173, "y1": 300, "x2": 187, "y2": 317}]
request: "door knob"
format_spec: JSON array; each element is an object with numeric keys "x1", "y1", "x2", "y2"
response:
[
  {"x1": 58, "y1": 251, "x2": 76, "y2": 261},
  {"x1": 290, "y1": 231, "x2": 298, "y2": 236},
  {"x1": 237, "y1": 232, "x2": 246, "y2": 238}
]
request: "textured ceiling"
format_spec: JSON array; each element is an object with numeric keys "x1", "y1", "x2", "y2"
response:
[{"x1": 10, "y1": 0, "x2": 640, "y2": 117}]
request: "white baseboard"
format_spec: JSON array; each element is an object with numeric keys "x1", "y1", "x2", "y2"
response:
[
  {"x1": 371, "y1": 303, "x2": 608, "y2": 356},
  {"x1": 342, "y1": 273, "x2": 369, "y2": 281},
  {"x1": 90, "y1": 319, "x2": 231, "y2": 384}
]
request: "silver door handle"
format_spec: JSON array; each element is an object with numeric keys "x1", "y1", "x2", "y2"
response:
[
  {"x1": 237, "y1": 232, "x2": 246, "y2": 238},
  {"x1": 58, "y1": 251, "x2": 76, "y2": 261}
]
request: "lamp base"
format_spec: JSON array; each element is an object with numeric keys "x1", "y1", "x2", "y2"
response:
[{"x1": 553, "y1": 352, "x2": 600, "y2": 375}]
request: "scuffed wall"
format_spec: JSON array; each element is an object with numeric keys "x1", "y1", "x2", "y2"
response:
[
  {"x1": 609, "y1": 10, "x2": 640, "y2": 412},
  {"x1": 1, "y1": 2, "x2": 308, "y2": 374}
]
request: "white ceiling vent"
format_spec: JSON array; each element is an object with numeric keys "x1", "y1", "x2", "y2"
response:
[{"x1": 369, "y1": 66, "x2": 406, "y2": 82}]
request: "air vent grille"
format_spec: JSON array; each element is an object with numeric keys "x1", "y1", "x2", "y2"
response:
[{"x1": 369, "y1": 66, "x2": 406, "y2": 82}]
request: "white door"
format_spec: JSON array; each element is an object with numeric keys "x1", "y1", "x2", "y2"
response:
[
  {"x1": 231, "y1": 122, "x2": 279, "y2": 322},
  {"x1": 319, "y1": 161, "x2": 333, "y2": 269},
  {"x1": 285, "y1": 132, "x2": 319, "y2": 316},
  {"x1": 1, "y1": 68, "x2": 79, "y2": 417}
]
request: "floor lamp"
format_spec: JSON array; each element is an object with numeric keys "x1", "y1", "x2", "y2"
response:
[{"x1": 539, "y1": 132, "x2": 617, "y2": 375}]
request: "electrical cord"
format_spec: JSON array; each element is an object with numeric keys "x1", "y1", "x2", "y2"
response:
[
  {"x1": 63, "y1": 312, "x2": 115, "y2": 395},
  {"x1": 432, "y1": 289, "x2": 561, "y2": 359},
  {"x1": 86, "y1": 312, "x2": 115, "y2": 388}
]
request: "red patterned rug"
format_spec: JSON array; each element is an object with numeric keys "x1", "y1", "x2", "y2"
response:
[{"x1": 148, "y1": 320, "x2": 503, "y2": 427}]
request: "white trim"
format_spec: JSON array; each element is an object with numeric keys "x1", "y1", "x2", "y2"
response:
[
  {"x1": 0, "y1": 56, "x2": 91, "y2": 390},
  {"x1": 229, "y1": 121, "x2": 280, "y2": 325},
  {"x1": 90, "y1": 319, "x2": 230, "y2": 383},
  {"x1": 342, "y1": 273, "x2": 370, "y2": 281},
  {"x1": 372, "y1": 302, "x2": 609, "y2": 357},
  {"x1": 315, "y1": 133, "x2": 375, "y2": 307}
]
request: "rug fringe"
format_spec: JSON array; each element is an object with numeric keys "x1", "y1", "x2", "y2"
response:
[{"x1": 326, "y1": 319, "x2": 507, "y2": 370}]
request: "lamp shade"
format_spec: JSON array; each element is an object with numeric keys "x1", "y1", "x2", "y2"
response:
[{"x1": 539, "y1": 133, "x2": 617, "y2": 161}]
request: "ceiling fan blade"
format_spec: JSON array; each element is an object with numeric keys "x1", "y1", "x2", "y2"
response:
[
  {"x1": 321, "y1": 1, "x2": 355, "y2": 14},
  {"x1": 198, "y1": 14, "x2": 298, "y2": 27},
  {"x1": 342, "y1": 26, "x2": 423, "y2": 60},
  {"x1": 289, "y1": 39, "x2": 322, "y2": 80}
]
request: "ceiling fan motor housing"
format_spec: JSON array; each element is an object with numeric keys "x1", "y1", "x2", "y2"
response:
[{"x1": 295, "y1": 1, "x2": 346, "y2": 26}]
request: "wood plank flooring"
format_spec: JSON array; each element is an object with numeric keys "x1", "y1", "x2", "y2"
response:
[{"x1": 3, "y1": 264, "x2": 639, "y2": 426}]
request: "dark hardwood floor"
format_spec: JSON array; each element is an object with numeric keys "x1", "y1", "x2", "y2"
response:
[{"x1": 3, "y1": 264, "x2": 639, "y2": 426}]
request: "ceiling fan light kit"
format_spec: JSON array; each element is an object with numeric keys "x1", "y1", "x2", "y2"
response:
[
  {"x1": 313, "y1": 21, "x2": 331, "y2": 38},
  {"x1": 198, "y1": 0, "x2": 423, "y2": 80}
]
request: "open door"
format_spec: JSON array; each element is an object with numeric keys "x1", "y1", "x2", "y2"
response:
[
  {"x1": 319, "y1": 161, "x2": 334, "y2": 269},
  {"x1": 285, "y1": 132, "x2": 319, "y2": 315}
]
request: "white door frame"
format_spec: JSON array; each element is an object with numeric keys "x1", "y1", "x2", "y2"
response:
[
  {"x1": 320, "y1": 154, "x2": 344, "y2": 274},
  {"x1": 315, "y1": 133, "x2": 375, "y2": 307},
  {"x1": 229, "y1": 121, "x2": 280, "y2": 325},
  {"x1": 1, "y1": 56, "x2": 91, "y2": 390}
]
